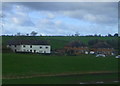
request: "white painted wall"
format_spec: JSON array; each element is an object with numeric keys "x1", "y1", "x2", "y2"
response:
[
  {"x1": 7, "y1": 45, "x2": 51, "y2": 53},
  {"x1": 7, "y1": 45, "x2": 22, "y2": 52}
]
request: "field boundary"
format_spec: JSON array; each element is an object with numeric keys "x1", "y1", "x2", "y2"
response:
[{"x1": 3, "y1": 71, "x2": 118, "y2": 79}]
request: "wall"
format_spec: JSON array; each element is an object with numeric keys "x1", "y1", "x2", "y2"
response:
[
  {"x1": 7, "y1": 45, "x2": 22, "y2": 52},
  {"x1": 21, "y1": 45, "x2": 51, "y2": 53},
  {"x1": 7, "y1": 45, "x2": 51, "y2": 53}
]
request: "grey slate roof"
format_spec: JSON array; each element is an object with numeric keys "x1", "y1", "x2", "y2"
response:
[
  {"x1": 7, "y1": 39, "x2": 49, "y2": 45},
  {"x1": 92, "y1": 42, "x2": 112, "y2": 48}
]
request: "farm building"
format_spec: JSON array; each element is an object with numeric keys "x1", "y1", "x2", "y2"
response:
[
  {"x1": 91, "y1": 42, "x2": 115, "y2": 55},
  {"x1": 64, "y1": 40, "x2": 89, "y2": 55},
  {"x1": 6, "y1": 39, "x2": 51, "y2": 53}
]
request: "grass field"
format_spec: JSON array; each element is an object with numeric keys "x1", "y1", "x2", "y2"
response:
[
  {"x1": 2, "y1": 36, "x2": 119, "y2": 84},
  {"x1": 3, "y1": 53, "x2": 118, "y2": 75},
  {"x1": 2, "y1": 53, "x2": 119, "y2": 84}
]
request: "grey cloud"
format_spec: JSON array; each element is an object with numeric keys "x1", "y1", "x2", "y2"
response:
[
  {"x1": 2, "y1": 2, "x2": 13, "y2": 11},
  {"x1": 62, "y1": 10, "x2": 117, "y2": 25},
  {"x1": 3, "y1": 2, "x2": 117, "y2": 25},
  {"x1": 2, "y1": 2, "x2": 35, "y2": 27},
  {"x1": 35, "y1": 18, "x2": 75, "y2": 35},
  {"x1": 19, "y1": 19, "x2": 35, "y2": 27},
  {"x1": 15, "y1": 2, "x2": 117, "y2": 12},
  {"x1": 2, "y1": 2, "x2": 118, "y2": 35},
  {"x1": 11, "y1": 15, "x2": 35, "y2": 27},
  {"x1": 3, "y1": 2, "x2": 117, "y2": 14}
]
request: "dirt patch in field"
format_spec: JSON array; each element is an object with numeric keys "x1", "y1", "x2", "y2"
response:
[{"x1": 2, "y1": 71, "x2": 118, "y2": 79}]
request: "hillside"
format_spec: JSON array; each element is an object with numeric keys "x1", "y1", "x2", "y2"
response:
[
  {"x1": 2, "y1": 36, "x2": 118, "y2": 50},
  {"x1": 2, "y1": 36, "x2": 119, "y2": 84}
]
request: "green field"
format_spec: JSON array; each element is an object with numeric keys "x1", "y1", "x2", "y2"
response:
[
  {"x1": 2, "y1": 36, "x2": 118, "y2": 49},
  {"x1": 2, "y1": 36, "x2": 119, "y2": 84},
  {"x1": 2, "y1": 53, "x2": 119, "y2": 84}
]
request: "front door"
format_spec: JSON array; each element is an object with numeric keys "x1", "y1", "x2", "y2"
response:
[{"x1": 34, "y1": 50, "x2": 36, "y2": 53}]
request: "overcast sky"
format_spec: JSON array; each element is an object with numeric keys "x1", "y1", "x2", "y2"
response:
[{"x1": 2, "y1": 2, "x2": 118, "y2": 36}]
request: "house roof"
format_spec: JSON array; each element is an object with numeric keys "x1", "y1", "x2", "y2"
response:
[
  {"x1": 92, "y1": 42, "x2": 112, "y2": 48},
  {"x1": 7, "y1": 39, "x2": 49, "y2": 45}
]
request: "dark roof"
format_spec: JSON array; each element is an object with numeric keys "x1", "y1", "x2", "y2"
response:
[
  {"x1": 65, "y1": 40, "x2": 86, "y2": 47},
  {"x1": 7, "y1": 39, "x2": 49, "y2": 45},
  {"x1": 92, "y1": 42, "x2": 112, "y2": 48}
]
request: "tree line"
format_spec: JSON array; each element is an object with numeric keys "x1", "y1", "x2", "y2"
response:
[{"x1": 1, "y1": 31, "x2": 119, "y2": 37}]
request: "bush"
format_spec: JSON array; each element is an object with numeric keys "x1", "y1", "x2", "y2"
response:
[{"x1": 2, "y1": 46, "x2": 13, "y2": 53}]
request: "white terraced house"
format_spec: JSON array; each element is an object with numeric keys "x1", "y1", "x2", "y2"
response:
[{"x1": 7, "y1": 39, "x2": 51, "y2": 53}]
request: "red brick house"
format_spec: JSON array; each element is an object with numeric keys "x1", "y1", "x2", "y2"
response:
[
  {"x1": 64, "y1": 41, "x2": 89, "y2": 55},
  {"x1": 91, "y1": 42, "x2": 115, "y2": 55}
]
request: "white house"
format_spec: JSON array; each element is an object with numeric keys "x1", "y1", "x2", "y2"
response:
[{"x1": 7, "y1": 39, "x2": 51, "y2": 53}]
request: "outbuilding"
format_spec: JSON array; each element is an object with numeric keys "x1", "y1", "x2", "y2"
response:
[{"x1": 91, "y1": 42, "x2": 115, "y2": 55}]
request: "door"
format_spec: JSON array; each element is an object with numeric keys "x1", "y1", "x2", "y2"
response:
[{"x1": 34, "y1": 50, "x2": 36, "y2": 53}]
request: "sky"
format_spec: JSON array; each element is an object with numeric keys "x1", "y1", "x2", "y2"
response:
[{"x1": 1, "y1": 2, "x2": 118, "y2": 36}]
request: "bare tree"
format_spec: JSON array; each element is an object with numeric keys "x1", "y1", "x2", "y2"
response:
[
  {"x1": 16, "y1": 32, "x2": 21, "y2": 36},
  {"x1": 30, "y1": 31, "x2": 37, "y2": 36},
  {"x1": 114, "y1": 33, "x2": 118, "y2": 37},
  {"x1": 26, "y1": 33, "x2": 29, "y2": 36},
  {"x1": 75, "y1": 32, "x2": 80, "y2": 36},
  {"x1": 108, "y1": 33, "x2": 112, "y2": 37}
]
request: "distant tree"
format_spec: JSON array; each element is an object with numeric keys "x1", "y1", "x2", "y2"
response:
[
  {"x1": 40, "y1": 34, "x2": 42, "y2": 36},
  {"x1": 118, "y1": 38, "x2": 120, "y2": 54},
  {"x1": 88, "y1": 39, "x2": 105, "y2": 47},
  {"x1": 75, "y1": 32, "x2": 80, "y2": 36},
  {"x1": 26, "y1": 33, "x2": 29, "y2": 36},
  {"x1": 88, "y1": 39, "x2": 99, "y2": 46},
  {"x1": 67, "y1": 40, "x2": 86, "y2": 47},
  {"x1": 106, "y1": 39, "x2": 118, "y2": 49},
  {"x1": 16, "y1": 32, "x2": 21, "y2": 36},
  {"x1": 94, "y1": 34, "x2": 98, "y2": 37},
  {"x1": 114, "y1": 33, "x2": 118, "y2": 37},
  {"x1": 86, "y1": 35, "x2": 94, "y2": 37},
  {"x1": 98, "y1": 34, "x2": 101, "y2": 37},
  {"x1": 30, "y1": 31, "x2": 37, "y2": 36},
  {"x1": 108, "y1": 33, "x2": 112, "y2": 37},
  {"x1": 71, "y1": 34, "x2": 74, "y2": 36}
]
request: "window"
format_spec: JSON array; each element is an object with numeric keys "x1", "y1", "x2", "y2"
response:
[
  {"x1": 46, "y1": 47, "x2": 48, "y2": 49},
  {"x1": 9, "y1": 45, "x2": 11, "y2": 46},
  {"x1": 14, "y1": 45, "x2": 16, "y2": 47},
  {"x1": 30, "y1": 45, "x2": 32, "y2": 48},
  {"x1": 40, "y1": 47, "x2": 42, "y2": 49},
  {"x1": 23, "y1": 45, "x2": 25, "y2": 47},
  {"x1": 15, "y1": 49, "x2": 17, "y2": 52},
  {"x1": 30, "y1": 50, "x2": 32, "y2": 52}
]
